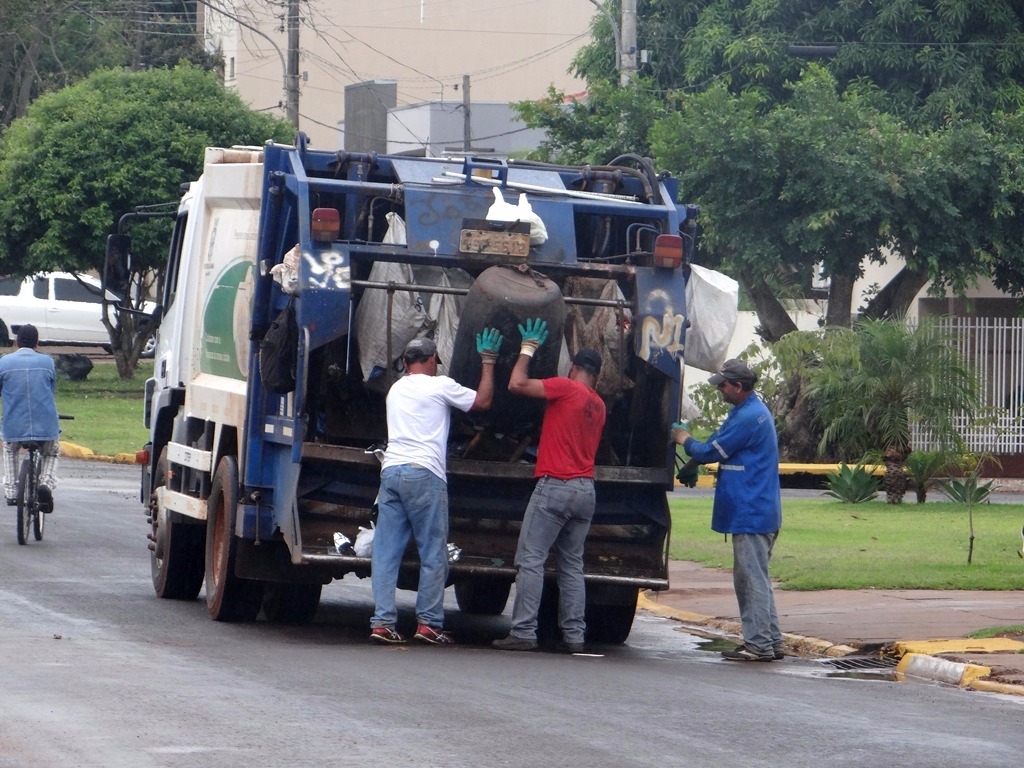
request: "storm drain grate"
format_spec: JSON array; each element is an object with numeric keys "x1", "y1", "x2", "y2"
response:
[{"x1": 818, "y1": 656, "x2": 898, "y2": 671}]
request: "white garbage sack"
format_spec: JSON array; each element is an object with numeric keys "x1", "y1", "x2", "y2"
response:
[
  {"x1": 485, "y1": 187, "x2": 548, "y2": 246},
  {"x1": 269, "y1": 244, "x2": 300, "y2": 294},
  {"x1": 355, "y1": 214, "x2": 430, "y2": 383},
  {"x1": 684, "y1": 263, "x2": 739, "y2": 373}
]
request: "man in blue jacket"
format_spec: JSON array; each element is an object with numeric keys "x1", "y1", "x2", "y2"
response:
[
  {"x1": 673, "y1": 358, "x2": 783, "y2": 662},
  {"x1": 0, "y1": 325, "x2": 60, "y2": 514}
]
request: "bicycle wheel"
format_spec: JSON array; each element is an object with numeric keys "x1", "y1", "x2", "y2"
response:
[
  {"x1": 16, "y1": 460, "x2": 31, "y2": 545},
  {"x1": 32, "y1": 456, "x2": 44, "y2": 541}
]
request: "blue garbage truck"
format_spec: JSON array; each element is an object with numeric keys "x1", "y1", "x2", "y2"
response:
[{"x1": 115, "y1": 136, "x2": 699, "y2": 643}]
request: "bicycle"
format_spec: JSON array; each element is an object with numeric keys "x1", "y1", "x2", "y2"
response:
[{"x1": 15, "y1": 414, "x2": 73, "y2": 546}]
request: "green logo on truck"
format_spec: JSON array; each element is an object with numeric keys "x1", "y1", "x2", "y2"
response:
[{"x1": 201, "y1": 260, "x2": 254, "y2": 379}]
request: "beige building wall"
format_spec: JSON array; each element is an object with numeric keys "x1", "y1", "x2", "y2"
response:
[{"x1": 202, "y1": 0, "x2": 595, "y2": 150}]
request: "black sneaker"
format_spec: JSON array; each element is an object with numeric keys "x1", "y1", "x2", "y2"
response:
[
  {"x1": 721, "y1": 645, "x2": 775, "y2": 662},
  {"x1": 556, "y1": 641, "x2": 588, "y2": 655},
  {"x1": 491, "y1": 635, "x2": 538, "y2": 651},
  {"x1": 37, "y1": 485, "x2": 53, "y2": 514}
]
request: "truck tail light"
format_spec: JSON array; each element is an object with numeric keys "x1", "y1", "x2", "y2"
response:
[
  {"x1": 135, "y1": 449, "x2": 150, "y2": 466},
  {"x1": 653, "y1": 234, "x2": 684, "y2": 269},
  {"x1": 312, "y1": 207, "x2": 340, "y2": 242}
]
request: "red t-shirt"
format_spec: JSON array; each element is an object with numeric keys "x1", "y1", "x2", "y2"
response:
[{"x1": 534, "y1": 377, "x2": 607, "y2": 479}]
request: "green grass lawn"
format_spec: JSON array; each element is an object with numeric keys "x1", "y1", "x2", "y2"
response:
[
  {"x1": 670, "y1": 497, "x2": 1024, "y2": 591},
  {"x1": 55, "y1": 361, "x2": 152, "y2": 457}
]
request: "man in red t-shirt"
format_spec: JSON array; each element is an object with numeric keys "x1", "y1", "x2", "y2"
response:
[{"x1": 492, "y1": 318, "x2": 606, "y2": 654}]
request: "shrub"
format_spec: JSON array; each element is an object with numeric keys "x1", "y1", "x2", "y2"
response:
[{"x1": 824, "y1": 463, "x2": 880, "y2": 503}]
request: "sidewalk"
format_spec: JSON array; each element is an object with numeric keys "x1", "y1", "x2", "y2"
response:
[{"x1": 643, "y1": 560, "x2": 1024, "y2": 693}]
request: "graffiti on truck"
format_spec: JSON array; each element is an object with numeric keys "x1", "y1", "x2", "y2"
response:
[{"x1": 639, "y1": 311, "x2": 686, "y2": 363}]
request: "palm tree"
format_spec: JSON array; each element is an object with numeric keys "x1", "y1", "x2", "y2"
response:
[{"x1": 807, "y1": 316, "x2": 982, "y2": 504}]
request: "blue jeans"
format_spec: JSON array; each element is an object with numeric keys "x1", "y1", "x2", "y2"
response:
[
  {"x1": 732, "y1": 531, "x2": 782, "y2": 656},
  {"x1": 370, "y1": 465, "x2": 449, "y2": 629},
  {"x1": 508, "y1": 476, "x2": 595, "y2": 644}
]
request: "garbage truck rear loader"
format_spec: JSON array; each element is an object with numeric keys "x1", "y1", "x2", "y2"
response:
[{"x1": 125, "y1": 138, "x2": 698, "y2": 641}]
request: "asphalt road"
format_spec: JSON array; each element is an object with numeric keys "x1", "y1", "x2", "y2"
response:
[{"x1": 0, "y1": 459, "x2": 1021, "y2": 768}]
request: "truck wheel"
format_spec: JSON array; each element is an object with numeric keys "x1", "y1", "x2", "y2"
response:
[
  {"x1": 205, "y1": 455, "x2": 262, "y2": 622},
  {"x1": 585, "y1": 591, "x2": 638, "y2": 645},
  {"x1": 454, "y1": 579, "x2": 511, "y2": 615},
  {"x1": 150, "y1": 448, "x2": 205, "y2": 599},
  {"x1": 261, "y1": 582, "x2": 323, "y2": 624}
]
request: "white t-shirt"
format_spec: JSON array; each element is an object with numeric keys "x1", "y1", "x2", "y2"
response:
[{"x1": 382, "y1": 373, "x2": 477, "y2": 480}]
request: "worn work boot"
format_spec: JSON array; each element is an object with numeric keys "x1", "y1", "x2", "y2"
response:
[{"x1": 491, "y1": 635, "x2": 539, "y2": 652}]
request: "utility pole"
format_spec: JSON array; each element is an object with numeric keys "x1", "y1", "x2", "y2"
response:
[
  {"x1": 620, "y1": 0, "x2": 638, "y2": 85},
  {"x1": 286, "y1": 0, "x2": 300, "y2": 128},
  {"x1": 462, "y1": 75, "x2": 472, "y2": 152}
]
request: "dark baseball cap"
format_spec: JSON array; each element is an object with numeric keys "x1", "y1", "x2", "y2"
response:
[
  {"x1": 572, "y1": 348, "x2": 602, "y2": 375},
  {"x1": 16, "y1": 324, "x2": 38, "y2": 348},
  {"x1": 708, "y1": 358, "x2": 757, "y2": 386},
  {"x1": 403, "y1": 337, "x2": 439, "y2": 364}
]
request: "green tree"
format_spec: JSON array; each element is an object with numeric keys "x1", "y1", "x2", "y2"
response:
[
  {"x1": 522, "y1": 1, "x2": 1024, "y2": 339},
  {"x1": 808, "y1": 317, "x2": 982, "y2": 504},
  {"x1": 516, "y1": 79, "x2": 668, "y2": 164},
  {"x1": 1, "y1": 1, "x2": 218, "y2": 130},
  {"x1": 0, "y1": 64, "x2": 292, "y2": 376},
  {"x1": 583, "y1": 0, "x2": 1024, "y2": 128}
]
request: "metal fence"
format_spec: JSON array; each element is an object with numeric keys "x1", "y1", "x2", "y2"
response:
[{"x1": 910, "y1": 317, "x2": 1024, "y2": 454}]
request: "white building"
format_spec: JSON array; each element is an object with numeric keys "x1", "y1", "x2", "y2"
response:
[{"x1": 198, "y1": 0, "x2": 595, "y2": 150}]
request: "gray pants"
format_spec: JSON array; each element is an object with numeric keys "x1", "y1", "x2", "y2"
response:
[
  {"x1": 508, "y1": 476, "x2": 595, "y2": 644},
  {"x1": 732, "y1": 531, "x2": 782, "y2": 656}
]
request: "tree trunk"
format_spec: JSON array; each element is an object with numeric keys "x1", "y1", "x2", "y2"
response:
[
  {"x1": 772, "y1": 375, "x2": 826, "y2": 462},
  {"x1": 861, "y1": 265, "x2": 931, "y2": 320},
  {"x1": 824, "y1": 273, "x2": 855, "y2": 327},
  {"x1": 882, "y1": 447, "x2": 908, "y2": 504},
  {"x1": 738, "y1": 276, "x2": 798, "y2": 343}
]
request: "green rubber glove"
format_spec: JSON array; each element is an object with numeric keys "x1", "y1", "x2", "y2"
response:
[
  {"x1": 476, "y1": 327, "x2": 503, "y2": 365},
  {"x1": 517, "y1": 318, "x2": 549, "y2": 357},
  {"x1": 676, "y1": 463, "x2": 700, "y2": 488}
]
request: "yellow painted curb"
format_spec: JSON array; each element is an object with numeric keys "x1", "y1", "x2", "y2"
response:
[
  {"x1": 59, "y1": 441, "x2": 97, "y2": 459},
  {"x1": 967, "y1": 679, "x2": 1024, "y2": 696},
  {"x1": 893, "y1": 638, "x2": 1024, "y2": 655},
  {"x1": 59, "y1": 441, "x2": 138, "y2": 464},
  {"x1": 638, "y1": 590, "x2": 859, "y2": 659},
  {"x1": 896, "y1": 652, "x2": 992, "y2": 687}
]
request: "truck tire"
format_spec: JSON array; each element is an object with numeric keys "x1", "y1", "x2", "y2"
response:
[
  {"x1": 454, "y1": 579, "x2": 511, "y2": 615},
  {"x1": 261, "y1": 582, "x2": 322, "y2": 624},
  {"x1": 150, "y1": 448, "x2": 205, "y2": 599},
  {"x1": 585, "y1": 591, "x2": 638, "y2": 645},
  {"x1": 205, "y1": 455, "x2": 262, "y2": 622}
]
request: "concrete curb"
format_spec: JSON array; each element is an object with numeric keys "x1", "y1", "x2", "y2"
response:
[
  {"x1": 638, "y1": 591, "x2": 1024, "y2": 695},
  {"x1": 637, "y1": 591, "x2": 860, "y2": 659}
]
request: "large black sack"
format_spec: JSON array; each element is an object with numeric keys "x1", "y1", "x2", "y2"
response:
[{"x1": 259, "y1": 298, "x2": 298, "y2": 394}]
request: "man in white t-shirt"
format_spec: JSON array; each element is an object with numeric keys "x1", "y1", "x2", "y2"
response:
[{"x1": 370, "y1": 331, "x2": 501, "y2": 646}]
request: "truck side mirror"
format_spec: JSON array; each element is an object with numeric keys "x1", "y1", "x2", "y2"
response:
[{"x1": 104, "y1": 234, "x2": 132, "y2": 306}]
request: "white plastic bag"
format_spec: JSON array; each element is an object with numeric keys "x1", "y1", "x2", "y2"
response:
[
  {"x1": 269, "y1": 244, "x2": 300, "y2": 294},
  {"x1": 684, "y1": 264, "x2": 739, "y2": 373},
  {"x1": 485, "y1": 188, "x2": 548, "y2": 246},
  {"x1": 354, "y1": 524, "x2": 375, "y2": 557}
]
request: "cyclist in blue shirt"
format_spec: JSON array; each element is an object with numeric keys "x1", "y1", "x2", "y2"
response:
[
  {"x1": 0, "y1": 325, "x2": 60, "y2": 513},
  {"x1": 674, "y1": 358, "x2": 783, "y2": 662}
]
